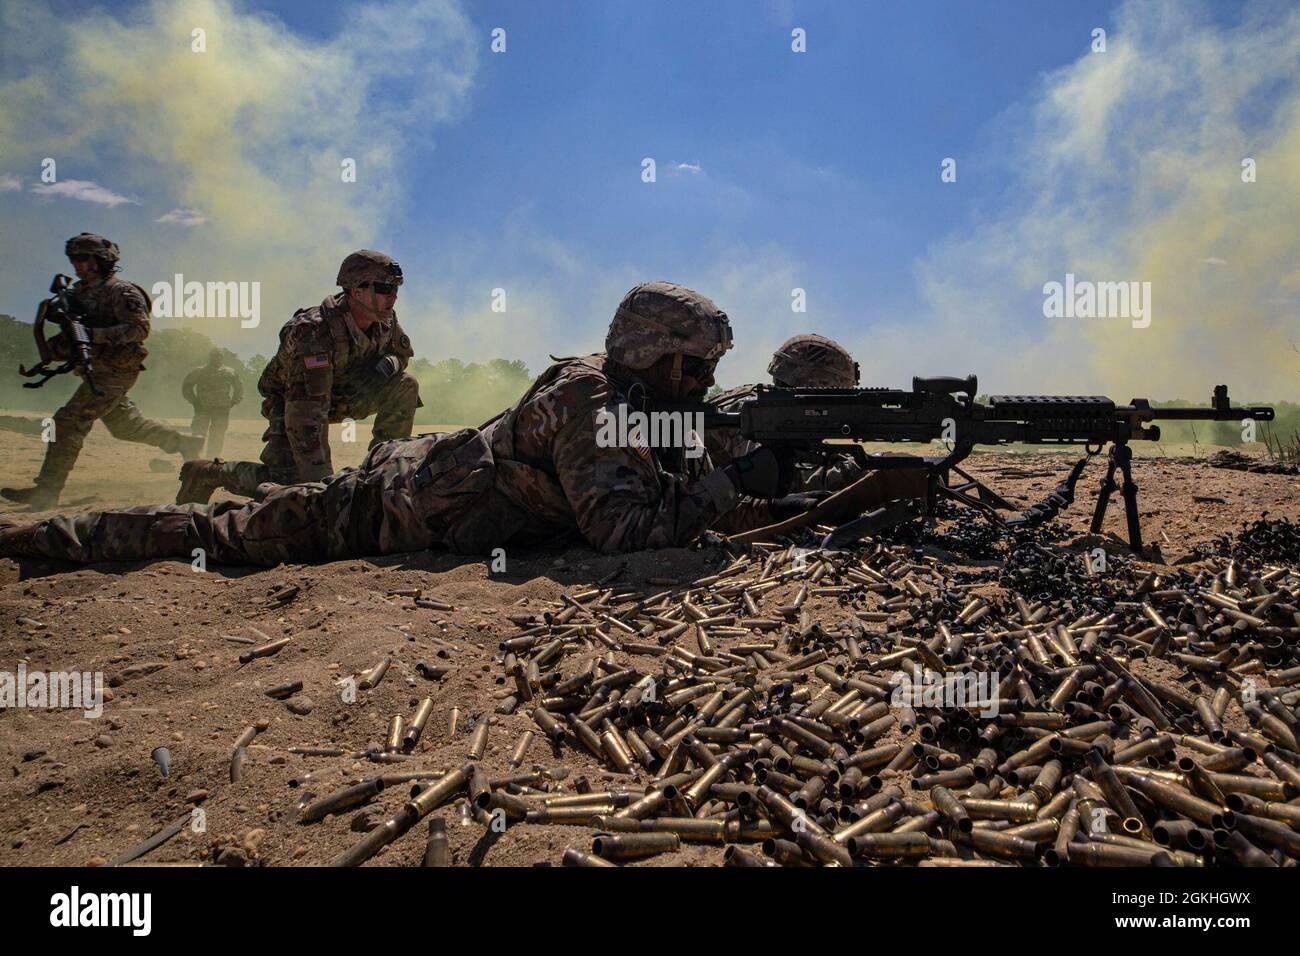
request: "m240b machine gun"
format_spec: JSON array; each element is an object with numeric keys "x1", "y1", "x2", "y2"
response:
[{"x1": 706, "y1": 375, "x2": 1274, "y2": 556}]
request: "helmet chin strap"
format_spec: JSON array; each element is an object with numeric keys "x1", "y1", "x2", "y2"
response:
[
  {"x1": 348, "y1": 288, "x2": 387, "y2": 322},
  {"x1": 669, "y1": 352, "x2": 684, "y2": 400}
]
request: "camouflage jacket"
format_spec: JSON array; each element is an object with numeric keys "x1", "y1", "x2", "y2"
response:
[
  {"x1": 68, "y1": 274, "x2": 152, "y2": 373},
  {"x1": 183, "y1": 364, "x2": 244, "y2": 409},
  {"x1": 258, "y1": 293, "x2": 414, "y2": 478},
  {"x1": 444, "y1": 354, "x2": 774, "y2": 553},
  {"x1": 705, "y1": 382, "x2": 865, "y2": 493}
]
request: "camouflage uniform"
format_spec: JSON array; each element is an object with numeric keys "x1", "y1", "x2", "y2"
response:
[
  {"x1": 1, "y1": 235, "x2": 201, "y2": 507},
  {"x1": 183, "y1": 352, "x2": 244, "y2": 457},
  {"x1": 705, "y1": 333, "x2": 866, "y2": 492},
  {"x1": 198, "y1": 251, "x2": 420, "y2": 499},
  {"x1": 1, "y1": 283, "x2": 778, "y2": 565}
]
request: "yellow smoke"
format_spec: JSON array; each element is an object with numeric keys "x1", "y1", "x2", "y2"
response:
[
  {"x1": 878, "y1": 0, "x2": 1300, "y2": 401},
  {"x1": 0, "y1": 0, "x2": 476, "y2": 351}
]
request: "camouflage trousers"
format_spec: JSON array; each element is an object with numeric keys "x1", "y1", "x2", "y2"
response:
[
  {"x1": 189, "y1": 405, "x2": 231, "y2": 458},
  {"x1": 36, "y1": 370, "x2": 195, "y2": 493},
  {"x1": 23, "y1": 429, "x2": 504, "y2": 566},
  {"x1": 222, "y1": 372, "x2": 421, "y2": 498},
  {"x1": 32, "y1": 484, "x2": 345, "y2": 566}
]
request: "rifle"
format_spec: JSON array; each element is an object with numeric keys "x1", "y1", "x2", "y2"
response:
[
  {"x1": 701, "y1": 375, "x2": 1275, "y2": 556},
  {"x1": 18, "y1": 274, "x2": 101, "y2": 395}
]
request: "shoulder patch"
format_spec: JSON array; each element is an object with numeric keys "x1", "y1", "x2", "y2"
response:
[
  {"x1": 303, "y1": 353, "x2": 331, "y2": 369},
  {"x1": 116, "y1": 282, "x2": 148, "y2": 313}
]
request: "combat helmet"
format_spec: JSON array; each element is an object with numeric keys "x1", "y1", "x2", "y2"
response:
[
  {"x1": 65, "y1": 233, "x2": 120, "y2": 272},
  {"x1": 336, "y1": 250, "x2": 404, "y2": 288},
  {"x1": 606, "y1": 281, "x2": 733, "y2": 373},
  {"x1": 768, "y1": 333, "x2": 859, "y2": 388}
]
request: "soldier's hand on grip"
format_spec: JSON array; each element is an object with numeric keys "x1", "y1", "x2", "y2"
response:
[
  {"x1": 724, "y1": 446, "x2": 781, "y2": 498},
  {"x1": 47, "y1": 331, "x2": 72, "y2": 362}
]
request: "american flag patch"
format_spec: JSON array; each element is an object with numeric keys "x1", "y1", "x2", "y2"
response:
[
  {"x1": 628, "y1": 423, "x2": 650, "y2": 460},
  {"x1": 303, "y1": 353, "x2": 330, "y2": 369}
]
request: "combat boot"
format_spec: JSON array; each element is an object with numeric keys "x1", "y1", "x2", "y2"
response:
[
  {"x1": 179, "y1": 434, "x2": 206, "y2": 459},
  {"x1": 176, "y1": 459, "x2": 225, "y2": 505},
  {"x1": 0, "y1": 485, "x2": 60, "y2": 509},
  {"x1": 0, "y1": 522, "x2": 44, "y2": 558}
]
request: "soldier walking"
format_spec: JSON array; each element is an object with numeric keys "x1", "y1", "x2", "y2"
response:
[{"x1": 182, "y1": 349, "x2": 243, "y2": 457}]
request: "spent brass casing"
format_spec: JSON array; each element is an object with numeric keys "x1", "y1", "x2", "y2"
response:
[
  {"x1": 357, "y1": 656, "x2": 391, "y2": 690},
  {"x1": 385, "y1": 715, "x2": 405, "y2": 753},
  {"x1": 422, "y1": 817, "x2": 450, "y2": 867},
  {"x1": 723, "y1": 845, "x2": 773, "y2": 867},
  {"x1": 955, "y1": 827, "x2": 1039, "y2": 861},
  {"x1": 411, "y1": 762, "x2": 475, "y2": 817},
  {"x1": 590, "y1": 831, "x2": 680, "y2": 860},
  {"x1": 468, "y1": 718, "x2": 491, "y2": 760},
  {"x1": 638, "y1": 817, "x2": 728, "y2": 843},
  {"x1": 509, "y1": 730, "x2": 535, "y2": 769},
  {"x1": 300, "y1": 777, "x2": 385, "y2": 823},
  {"x1": 562, "y1": 847, "x2": 618, "y2": 867},
  {"x1": 845, "y1": 831, "x2": 931, "y2": 859},
  {"x1": 403, "y1": 697, "x2": 436, "y2": 751},
  {"x1": 930, "y1": 786, "x2": 973, "y2": 833}
]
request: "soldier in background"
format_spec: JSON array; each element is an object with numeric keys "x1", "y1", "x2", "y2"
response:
[
  {"x1": 182, "y1": 349, "x2": 243, "y2": 457},
  {"x1": 175, "y1": 250, "x2": 420, "y2": 503},
  {"x1": 1, "y1": 234, "x2": 204, "y2": 509},
  {"x1": 0, "y1": 282, "x2": 834, "y2": 565},
  {"x1": 706, "y1": 332, "x2": 867, "y2": 492}
]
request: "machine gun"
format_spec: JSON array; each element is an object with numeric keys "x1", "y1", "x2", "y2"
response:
[
  {"x1": 702, "y1": 375, "x2": 1275, "y2": 555},
  {"x1": 18, "y1": 274, "x2": 100, "y2": 395}
]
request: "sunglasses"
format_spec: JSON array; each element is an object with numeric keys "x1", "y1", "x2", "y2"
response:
[
  {"x1": 680, "y1": 356, "x2": 717, "y2": 378},
  {"x1": 69, "y1": 254, "x2": 94, "y2": 263},
  {"x1": 360, "y1": 281, "x2": 399, "y2": 295}
]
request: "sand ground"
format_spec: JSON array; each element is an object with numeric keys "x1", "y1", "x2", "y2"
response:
[{"x1": 0, "y1": 411, "x2": 1296, "y2": 866}]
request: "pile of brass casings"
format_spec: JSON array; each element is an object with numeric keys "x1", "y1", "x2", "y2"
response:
[{"x1": 487, "y1": 541, "x2": 1300, "y2": 867}]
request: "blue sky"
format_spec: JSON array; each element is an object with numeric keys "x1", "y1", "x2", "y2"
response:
[{"x1": 2, "y1": 0, "x2": 1296, "y2": 399}]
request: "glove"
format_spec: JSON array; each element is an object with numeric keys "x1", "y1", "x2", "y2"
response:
[
  {"x1": 767, "y1": 491, "x2": 830, "y2": 522},
  {"x1": 724, "y1": 447, "x2": 781, "y2": 498},
  {"x1": 47, "y1": 331, "x2": 71, "y2": 362},
  {"x1": 362, "y1": 354, "x2": 401, "y2": 390}
]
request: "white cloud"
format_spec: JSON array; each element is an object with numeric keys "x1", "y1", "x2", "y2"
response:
[
  {"x1": 1199, "y1": 257, "x2": 1228, "y2": 265},
  {"x1": 0, "y1": 173, "x2": 20, "y2": 191},
  {"x1": 156, "y1": 207, "x2": 207, "y2": 226},
  {"x1": 28, "y1": 178, "x2": 138, "y2": 206},
  {"x1": 670, "y1": 161, "x2": 704, "y2": 175}
]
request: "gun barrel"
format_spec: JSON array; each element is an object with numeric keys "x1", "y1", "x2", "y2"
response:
[
  {"x1": 1151, "y1": 405, "x2": 1274, "y2": 422},
  {"x1": 1149, "y1": 385, "x2": 1273, "y2": 422}
]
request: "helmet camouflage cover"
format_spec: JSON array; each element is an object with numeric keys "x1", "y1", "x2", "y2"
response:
[
  {"x1": 336, "y1": 250, "x2": 404, "y2": 288},
  {"x1": 65, "y1": 232, "x2": 120, "y2": 265},
  {"x1": 768, "y1": 333, "x2": 859, "y2": 387},
  {"x1": 605, "y1": 281, "x2": 733, "y2": 370}
]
